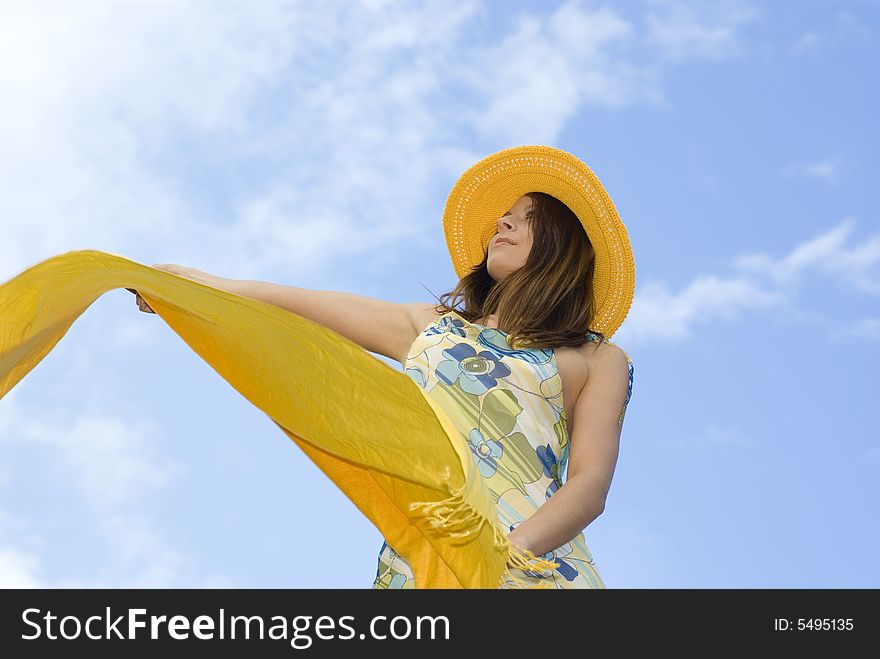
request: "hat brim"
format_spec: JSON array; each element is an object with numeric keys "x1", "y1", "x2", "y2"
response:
[{"x1": 441, "y1": 145, "x2": 635, "y2": 338}]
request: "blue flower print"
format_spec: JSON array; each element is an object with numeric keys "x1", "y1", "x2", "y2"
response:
[
  {"x1": 542, "y1": 543, "x2": 579, "y2": 582},
  {"x1": 468, "y1": 428, "x2": 503, "y2": 478},
  {"x1": 536, "y1": 444, "x2": 561, "y2": 499},
  {"x1": 435, "y1": 342, "x2": 510, "y2": 396},
  {"x1": 435, "y1": 314, "x2": 468, "y2": 337},
  {"x1": 477, "y1": 327, "x2": 554, "y2": 365},
  {"x1": 404, "y1": 366, "x2": 427, "y2": 387}
]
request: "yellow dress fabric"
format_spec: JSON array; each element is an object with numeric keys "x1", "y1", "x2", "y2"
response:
[
  {"x1": 0, "y1": 249, "x2": 566, "y2": 588},
  {"x1": 372, "y1": 310, "x2": 634, "y2": 589}
]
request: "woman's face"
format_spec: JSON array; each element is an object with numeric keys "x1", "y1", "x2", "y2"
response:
[{"x1": 487, "y1": 195, "x2": 534, "y2": 282}]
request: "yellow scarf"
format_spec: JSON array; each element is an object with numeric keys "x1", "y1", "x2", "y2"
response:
[{"x1": 0, "y1": 249, "x2": 558, "y2": 588}]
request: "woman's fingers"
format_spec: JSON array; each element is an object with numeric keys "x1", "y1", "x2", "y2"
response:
[
  {"x1": 126, "y1": 288, "x2": 156, "y2": 313},
  {"x1": 131, "y1": 290, "x2": 156, "y2": 314},
  {"x1": 126, "y1": 287, "x2": 156, "y2": 313}
]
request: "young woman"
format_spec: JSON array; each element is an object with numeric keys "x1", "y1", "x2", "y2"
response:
[{"x1": 135, "y1": 146, "x2": 636, "y2": 589}]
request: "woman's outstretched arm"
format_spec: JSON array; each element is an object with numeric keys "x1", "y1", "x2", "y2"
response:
[{"x1": 140, "y1": 264, "x2": 426, "y2": 365}]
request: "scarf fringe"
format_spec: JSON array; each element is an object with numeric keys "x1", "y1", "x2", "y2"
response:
[
  {"x1": 408, "y1": 466, "x2": 560, "y2": 589},
  {"x1": 407, "y1": 466, "x2": 486, "y2": 545}
]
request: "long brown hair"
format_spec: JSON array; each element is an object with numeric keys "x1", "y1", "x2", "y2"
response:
[{"x1": 432, "y1": 192, "x2": 607, "y2": 351}]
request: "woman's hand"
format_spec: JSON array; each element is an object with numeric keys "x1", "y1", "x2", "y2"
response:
[
  {"x1": 125, "y1": 287, "x2": 156, "y2": 314},
  {"x1": 505, "y1": 527, "x2": 535, "y2": 568},
  {"x1": 127, "y1": 264, "x2": 205, "y2": 314},
  {"x1": 135, "y1": 290, "x2": 155, "y2": 314}
]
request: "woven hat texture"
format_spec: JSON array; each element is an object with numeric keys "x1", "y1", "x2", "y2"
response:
[{"x1": 442, "y1": 145, "x2": 635, "y2": 338}]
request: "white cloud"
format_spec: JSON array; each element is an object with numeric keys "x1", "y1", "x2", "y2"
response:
[
  {"x1": 791, "y1": 10, "x2": 873, "y2": 56},
  {"x1": 0, "y1": 391, "x2": 229, "y2": 587},
  {"x1": 780, "y1": 156, "x2": 846, "y2": 186},
  {"x1": 0, "y1": 548, "x2": 44, "y2": 588},
  {"x1": 0, "y1": 381, "x2": 182, "y2": 509},
  {"x1": 837, "y1": 316, "x2": 880, "y2": 342},
  {"x1": 0, "y1": 0, "x2": 759, "y2": 285},
  {"x1": 0, "y1": 507, "x2": 47, "y2": 588},
  {"x1": 734, "y1": 218, "x2": 880, "y2": 295},
  {"x1": 617, "y1": 219, "x2": 880, "y2": 345},
  {"x1": 465, "y1": 3, "x2": 652, "y2": 144},
  {"x1": 663, "y1": 423, "x2": 753, "y2": 453},
  {"x1": 620, "y1": 273, "x2": 783, "y2": 344},
  {"x1": 0, "y1": 0, "x2": 303, "y2": 272},
  {"x1": 644, "y1": 0, "x2": 760, "y2": 61}
]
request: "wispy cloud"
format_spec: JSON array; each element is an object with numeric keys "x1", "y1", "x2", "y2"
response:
[
  {"x1": 464, "y1": 3, "x2": 651, "y2": 144},
  {"x1": 0, "y1": 547, "x2": 43, "y2": 588},
  {"x1": 643, "y1": 0, "x2": 761, "y2": 61},
  {"x1": 780, "y1": 155, "x2": 847, "y2": 187},
  {"x1": 618, "y1": 219, "x2": 880, "y2": 345},
  {"x1": 791, "y1": 10, "x2": 873, "y2": 56},
  {"x1": 663, "y1": 423, "x2": 753, "y2": 453},
  {"x1": 0, "y1": 389, "x2": 229, "y2": 587},
  {"x1": 0, "y1": 0, "x2": 760, "y2": 283},
  {"x1": 838, "y1": 316, "x2": 880, "y2": 341},
  {"x1": 733, "y1": 218, "x2": 880, "y2": 295}
]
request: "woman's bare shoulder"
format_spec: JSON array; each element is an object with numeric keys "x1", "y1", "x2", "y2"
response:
[
  {"x1": 597, "y1": 337, "x2": 632, "y2": 365},
  {"x1": 564, "y1": 336, "x2": 631, "y2": 387}
]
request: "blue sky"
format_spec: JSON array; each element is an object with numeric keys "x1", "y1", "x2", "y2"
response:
[{"x1": 0, "y1": 0, "x2": 877, "y2": 588}]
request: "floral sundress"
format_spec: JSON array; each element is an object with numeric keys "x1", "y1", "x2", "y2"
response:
[{"x1": 371, "y1": 309, "x2": 634, "y2": 589}]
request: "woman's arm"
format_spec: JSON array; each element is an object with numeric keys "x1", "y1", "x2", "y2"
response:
[
  {"x1": 507, "y1": 343, "x2": 631, "y2": 556},
  {"x1": 145, "y1": 264, "x2": 425, "y2": 365}
]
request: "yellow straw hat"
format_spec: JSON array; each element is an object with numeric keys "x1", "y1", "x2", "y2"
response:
[{"x1": 441, "y1": 144, "x2": 635, "y2": 338}]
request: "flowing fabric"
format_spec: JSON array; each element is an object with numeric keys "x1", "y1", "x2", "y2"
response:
[{"x1": 0, "y1": 249, "x2": 560, "y2": 588}]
